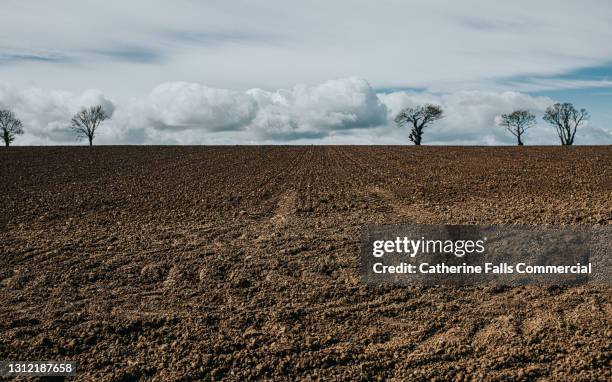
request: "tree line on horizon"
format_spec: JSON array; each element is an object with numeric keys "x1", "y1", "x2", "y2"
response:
[
  {"x1": 0, "y1": 105, "x2": 109, "y2": 147},
  {"x1": 0, "y1": 101, "x2": 592, "y2": 147},
  {"x1": 394, "y1": 102, "x2": 590, "y2": 146}
]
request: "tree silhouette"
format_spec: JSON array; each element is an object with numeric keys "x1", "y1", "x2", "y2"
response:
[
  {"x1": 543, "y1": 103, "x2": 589, "y2": 146},
  {"x1": 394, "y1": 104, "x2": 444, "y2": 145},
  {"x1": 0, "y1": 109, "x2": 24, "y2": 147},
  {"x1": 71, "y1": 105, "x2": 109, "y2": 146},
  {"x1": 498, "y1": 110, "x2": 536, "y2": 146}
]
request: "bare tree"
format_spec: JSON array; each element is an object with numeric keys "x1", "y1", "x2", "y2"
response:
[
  {"x1": 71, "y1": 105, "x2": 109, "y2": 146},
  {"x1": 498, "y1": 110, "x2": 536, "y2": 146},
  {"x1": 0, "y1": 109, "x2": 24, "y2": 147},
  {"x1": 394, "y1": 104, "x2": 443, "y2": 145},
  {"x1": 542, "y1": 103, "x2": 589, "y2": 146}
]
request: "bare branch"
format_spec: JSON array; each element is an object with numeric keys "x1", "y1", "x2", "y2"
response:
[
  {"x1": 543, "y1": 103, "x2": 589, "y2": 145},
  {"x1": 498, "y1": 110, "x2": 536, "y2": 146},
  {"x1": 70, "y1": 105, "x2": 110, "y2": 146},
  {"x1": 394, "y1": 104, "x2": 444, "y2": 145}
]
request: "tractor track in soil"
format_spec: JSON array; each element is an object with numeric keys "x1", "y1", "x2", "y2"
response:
[{"x1": 0, "y1": 146, "x2": 611, "y2": 381}]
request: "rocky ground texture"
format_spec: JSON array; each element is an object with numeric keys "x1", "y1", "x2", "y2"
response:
[{"x1": 1, "y1": 146, "x2": 611, "y2": 381}]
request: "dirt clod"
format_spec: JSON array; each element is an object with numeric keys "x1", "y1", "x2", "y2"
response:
[{"x1": 1, "y1": 146, "x2": 610, "y2": 381}]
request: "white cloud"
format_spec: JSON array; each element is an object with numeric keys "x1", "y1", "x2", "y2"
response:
[
  {"x1": 131, "y1": 82, "x2": 258, "y2": 131},
  {"x1": 2, "y1": 78, "x2": 610, "y2": 146},
  {"x1": 2, "y1": 1, "x2": 612, "y2": 144},
  {"x1": 247, "y1": 77, "x2": 387, "y2": 140},
  {"x1": 379, "y1": 91, "x2": 551, "y2": 144},
  {"x1": 0, "y1": 83, "x2": 114, "y2": 145},
  {"x1": 1, "y1": 1, "x2": 612, "y2": 95},
  {"x1": 379, "y1": 90, "x2": 612, "y2": 145},
  {"x1": 113, "y1": 77, "x2": 387, "y2": 143},
  {"x1": 504, "y1": 79, "x2": 612, "y2": 93}
]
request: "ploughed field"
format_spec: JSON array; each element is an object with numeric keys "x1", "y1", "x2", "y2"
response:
[{"x1": 1, "y1": 146, "x2": 611, "y2": 381}]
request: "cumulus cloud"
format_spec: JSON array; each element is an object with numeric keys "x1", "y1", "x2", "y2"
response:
[
  {"x1": 2, "y1": 78, "x2": 611, "y2": 146},
  {"x1": 131, "y1": 82, "x2": 258, "y2": 131},
  {"x1": 379, "y1": 90, "x2": 612, "y2": 145},
  {"x1": 0, "y1": 84, "x2": 114, "y2": 145},
  {"x1": 247, "y1": 78, "x2": 387, "y2": 140},
  {"x1": 114, "y1": 77, "x2": 388, "y2": 143},
  {"x1": 379, "y1": 91, "x2": 551, "y2": 144}
]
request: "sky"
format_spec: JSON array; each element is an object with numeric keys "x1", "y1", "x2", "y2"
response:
[{"x1": 1, "y1": 0, "x2": 611, "y2": 145}]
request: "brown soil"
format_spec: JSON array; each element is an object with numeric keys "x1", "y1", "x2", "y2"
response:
[{"x1": 1, "y1": 146, "x2": 611, "y2": 381}]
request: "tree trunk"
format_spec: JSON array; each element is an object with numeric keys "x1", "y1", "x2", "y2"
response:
[
  {"x1": 88, "y1": 137, "x2": 93, "y2": 146},
  {"x1": 517, "y1": 134, "x2": 523, "y2": 146},
  {"x1": 561, "y1": 135, "x2": 571, "y2": 145},
  {"x1": 414, "y1": 131, "x2": 422, "y2": 145},
  {"x1": 562, "y1": 127, "x2": 573, "y2": 146}
]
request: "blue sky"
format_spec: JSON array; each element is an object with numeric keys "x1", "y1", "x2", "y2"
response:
[
  {"x1": 528, "y1": 64, "x2": 612, "y2": 130},
  {"x1": 0, "y1": 0, "x2": 611, "y2": 145}
]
